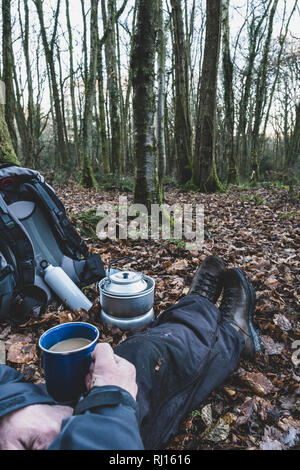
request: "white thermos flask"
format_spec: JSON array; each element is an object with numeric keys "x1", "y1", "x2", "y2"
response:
[{"x1": 41, "y1": 261, "x2": 93, "y2": 312}]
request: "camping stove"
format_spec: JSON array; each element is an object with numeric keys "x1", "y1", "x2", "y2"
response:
[{"x1": 99, "y1": 259, "x2": 155, "y2": 331}]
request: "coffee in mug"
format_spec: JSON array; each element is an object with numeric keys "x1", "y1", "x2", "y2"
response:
[{"x1": 49, "y1": 338, "x2": 92, "y2": 352}]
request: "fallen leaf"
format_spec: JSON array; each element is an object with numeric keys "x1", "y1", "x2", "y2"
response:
[
  {"x1": 201, "y1": 404, "x2": 213, "y2": 427},
  {"x1": 7, "y1": 342, "x2": 37, "y2": 364},
  {"x1": 201, "y1": 412, "x2": 236, "y2": 443},
  {"x1": 236, "y1": 396, "x2": 273, "y2": 424},
  {"x1": 265, "y1": 275, "x2": 279, "y2": 289},
  {"x1": 261, "y1": 335, "x2": 285, "y2": 355},
  {"x1": 259, "y1": 439, "x2": 283, "y2": 450},
  {"x1": 240, "y1": 372, "x2": 275, "y2": 396},
  {"x1": 277, "y1": 416, "x2": 300, "y2": 434},
  {"x1": 166, "y1": 259, "x2": 188, "y2": 273},
  {"x1": 279, "y1": 395, "x2": 300, "y2": 413},
  {"x1": 273, "y1": 313, "x2": 292, "y2": 332},
  {"x1": 281, "y1": 429, "x2": 298, "y2": 449},
  {"x1": 224, "y1": 387, "x2": 237, "y2": 398},
  {"x1": 58, "y1": 311, "x2": 74, "y2": 324},
  {"x1": 154, "y1": 357, "x2": 164, "y2": 372}
]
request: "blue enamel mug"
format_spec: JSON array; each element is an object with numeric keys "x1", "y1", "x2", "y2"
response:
[{"x1": 39, "y1": 322, "x2": 99, "y2": 402}]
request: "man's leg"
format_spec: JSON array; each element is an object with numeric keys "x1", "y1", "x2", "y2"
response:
[{"x1": 115, "y1": 294, "x2": 245, "y2": 449}]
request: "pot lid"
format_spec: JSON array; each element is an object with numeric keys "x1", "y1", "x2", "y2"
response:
[{"x1": 103, "y1": 271, "x2": 148, "y2": 295}]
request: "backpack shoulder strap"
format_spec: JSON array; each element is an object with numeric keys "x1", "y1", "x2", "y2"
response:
[
  {"x1": 0, "y1": 251, "x2": 16, "y2": 321},
  {"x1": 0, "y1": 194, "x2": 35, "y2": 288}
]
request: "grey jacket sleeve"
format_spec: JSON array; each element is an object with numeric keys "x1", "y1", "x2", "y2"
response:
[
  {"x1": 48, "y1": 386, "x2": 144, "y2": 450},
  {"x1": 0, "y1": 364, "x2": 56, "y2": 418}
]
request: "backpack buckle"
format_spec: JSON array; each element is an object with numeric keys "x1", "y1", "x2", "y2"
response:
[{"x1": 0, "y1": 177, "x2": 16, "y2": 189}]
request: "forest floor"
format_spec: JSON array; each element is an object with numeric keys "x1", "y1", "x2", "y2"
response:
[{"x1": 1, "y1": 183, "x2": 299, "y2": 450}]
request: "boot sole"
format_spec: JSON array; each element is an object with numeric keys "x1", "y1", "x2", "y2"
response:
[{"x1": 233, "y1": 268, "x2": 262, "y2": 357}]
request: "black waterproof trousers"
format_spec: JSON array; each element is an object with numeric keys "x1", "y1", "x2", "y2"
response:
[{"x1": 116, "y1": 294, "x2": 245, "y2": 449}]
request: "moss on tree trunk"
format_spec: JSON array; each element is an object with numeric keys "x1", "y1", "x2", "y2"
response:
[
  {"x1": 0, "y1": 105, "x2": 20, "y2": 165},
  {"x1": 80, "y1": 154, "x2": 98, "y2": 189}
]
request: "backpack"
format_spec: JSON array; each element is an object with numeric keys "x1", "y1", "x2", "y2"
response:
[{"x1": 0, "y1": 163, "x2": 106, "y2": 323}]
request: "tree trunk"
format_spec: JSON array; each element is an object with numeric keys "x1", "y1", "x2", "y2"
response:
[
  {"x1": 251, "y1": 0, "x2": 279, "y2": 180},
  {"x1": 81, "y1": 0, "x2": 98, "y2": 188},
  {"x1": 222, "y1": 0, "x2": 239, "y2": 185},
  {"x1": 287, "y1": 103, "x2": 300, "y2": 168},
  {"x1": 236, "y1": 1, "x2": 271, "y2": 179},
  {"x1": 101, "y1": 0, "x2": 122, "y2": 176},
  {"x1": 193, "y1": 0, "x2": 223, "y2": 192},
  {"x1": 170, "y1": 0, "x2": 192, "y2": 185},
  {"x1": 132, "y1": 0, "x2": 162, "y2": 209},
  {"x1": 157, "y1": 0, "x2": 166, "y2": 185},
  {"x1": 123, "y1": 1, "x2": 137, "y2": 174},
  {"x1": 66, "y1": 0, "x2": 80, "y2": 167},
  {"x1": 81, "y1": 0, "x2": 89, "y2": 88},
  {"x1": 34, "y1": 0, "x2": 69, "y2": 166},
  {"x1": 262, "y1": 0, "x2": 298, "y2": 142},
  {"x1": 97, "y1": 43, "x2": 110, "y2": 173}
]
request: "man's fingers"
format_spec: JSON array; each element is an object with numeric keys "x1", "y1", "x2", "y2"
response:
[
  {"x1": 115, "y1": 354, "x2": 136, "y2": 375},
  {"x1": 92, "y1": 343, "x2": 116, "y2": 370},
  {"x1": 0, "y1": 440, "x2": 26, "y2": 450}
]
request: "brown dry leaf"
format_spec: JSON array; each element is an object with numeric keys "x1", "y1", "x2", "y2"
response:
[
  {"x1": 236, "y1": 396, "x2": 273, "y2": 424},
  {"x1": 154, "y1": 357, "x2": 164, "y2": 372},
  {"x1": 265, "y1": 275, "x2": 280, "y2": 289},
  {"x1": 162, "y1": 261, "x2": 172, "y2": 269},
  {"x1": 182, "y1": 287, "x2": 190, "y2": 296},
  {"x1": 273, "y1": 313, "x2": 292, "y2": 332},
  {"x1": 6, "y1": 333, "x2": 33, "y2": 345},
  {"x1": 58, "y1": 311, "x2": 74, "y2": 324},
  {"x1": 279, "y1": 395, "x2": 300, "y2": 413},
  {"x1": 224, "y1": 387, "x2": 237, "y2": 398},
  {"x1": 261, "y1": 335, "x2": 285, "y2": 355},
  {"x1": 7, "y1": 342, "x2": 37, "y2": 364},
  {"x1": 240, "y1": 372, "x2": 275, "y2": 396},
  {"x1": 166, "y1": 259, "x2": 188, "y2": 273},
  {"x1": 277, "y1": 416, "x2": 300, "y2": 434}
]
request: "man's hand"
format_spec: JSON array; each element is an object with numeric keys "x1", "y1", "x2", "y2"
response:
[
  {"x1": 0, "y1": 404, "x2": 73, "y2": 450},
  {"x1": 85, "y1": 343, "x2": 138, "y2": 400}
]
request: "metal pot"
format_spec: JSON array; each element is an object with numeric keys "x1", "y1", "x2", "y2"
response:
[{"x1": 99, "y1": 258, "x2": 155, "y2": 331}]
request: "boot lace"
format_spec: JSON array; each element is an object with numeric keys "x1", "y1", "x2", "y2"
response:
[
  {"x1": 221, "y1": 288, "x2": 250, "y2": 338},
  {"x1": 192, "y1": 271, "x2": 218, "y2": 298},
  {"x1": 220, "y1": 288, "x2": 236, "y2": 319}
]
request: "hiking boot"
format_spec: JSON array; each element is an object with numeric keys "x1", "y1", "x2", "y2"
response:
[
  {"x1": 219, "y1": 268, "x2": 262, "y2": 358},
  {"x1": 188, "y1": 255, "x2": 225, "y2": 303}
]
